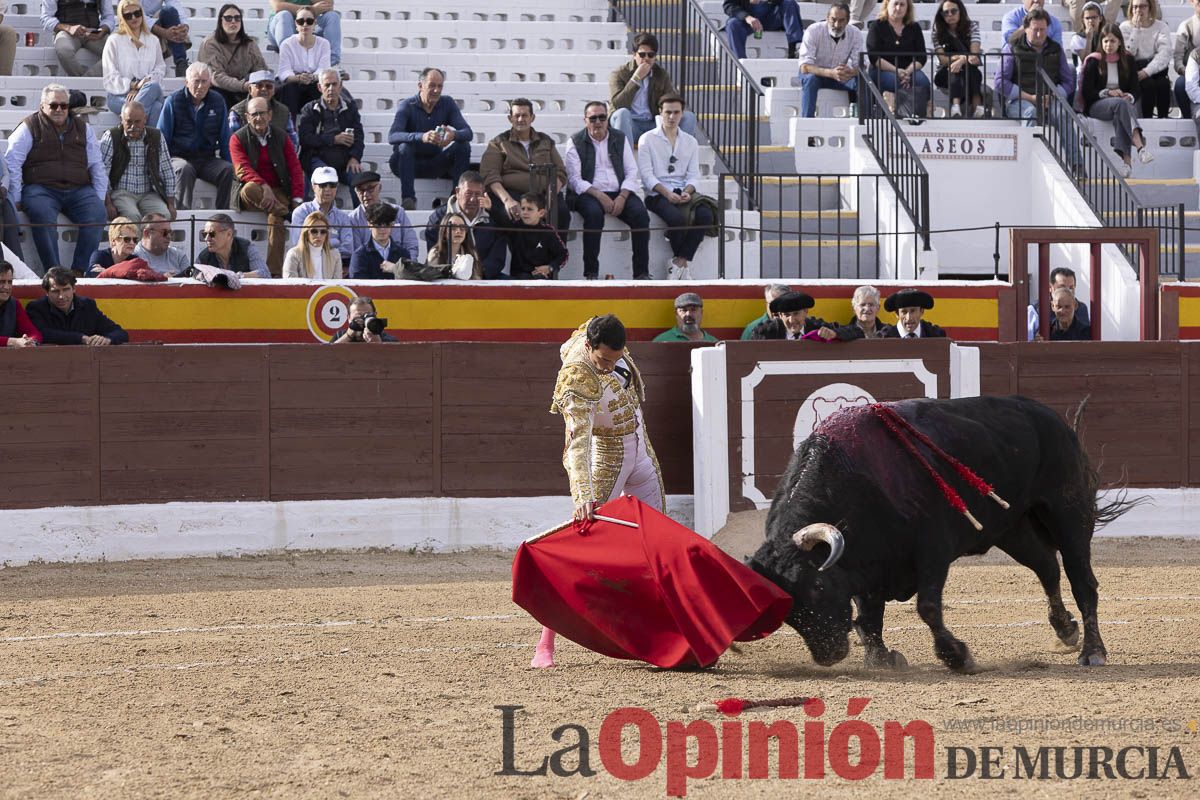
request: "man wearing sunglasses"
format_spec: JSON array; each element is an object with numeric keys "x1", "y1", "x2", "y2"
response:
[
  {"x1": 609, "y1": 33, "x2": 697, "y2": 147},
  {"x1": 564, "y1": 100, "x2": 650, "y2": 280},
  {"x1": 41, "y1": 0, "x2": 115, "y2": 77},
  {"x1": 289, "y1": 165, "x2": 354, "y2": 270},
  {"x1": 230, "y1": 96, "x2": 304, "y2": 276},
  {"x1": 4, "y1": 84, "x2": 109, "y2": 275}
]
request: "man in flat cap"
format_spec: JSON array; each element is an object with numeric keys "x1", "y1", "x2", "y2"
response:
[
  {"x1": 881, "y1": 288, "x2": 946, "y2": 339},
  {"x1": 346, "y1": 170, "x2": 418, "y2": 259},
  {"x1": 653, "y1": 292, "x2": 717, "y2": 342},
  {"x1": 749, "y1": 290, "x2": 841, "y2": 340}
]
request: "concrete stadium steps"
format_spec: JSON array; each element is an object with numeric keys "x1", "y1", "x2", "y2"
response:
[
  {"x1": 1118, "y1": 176, "x2": 1200, "y2": 276},
  {"x1": 753, "y1": 176, "x2": 877, "y2": 279}
]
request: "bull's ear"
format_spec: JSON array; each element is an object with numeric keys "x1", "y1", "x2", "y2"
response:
[{"x1": 792, "y1": 524, "x2": 845, "y2": 572}]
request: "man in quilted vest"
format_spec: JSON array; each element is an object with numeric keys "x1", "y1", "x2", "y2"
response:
[{"x1": 3, "y1": 83, "x2": 108, "y2": 275}]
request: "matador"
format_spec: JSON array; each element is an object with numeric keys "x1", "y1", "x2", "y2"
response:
[{"x1": 530, "y1": 314, "x2": 665, "y2": 668}]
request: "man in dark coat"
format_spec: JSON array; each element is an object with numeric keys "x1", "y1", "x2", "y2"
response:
[
  {"x1": 749, "y1": 290, "x2": 841, "y2": 340},
  {"x1": 1047, "y1": 286, "x2": 1092, "y2": 341},
  {"x1": 25, "y1": 266, "x2": 128, "y2": 345},
  {"x1": 880, "y1": 288, "x2": 947, "y2": 339}
]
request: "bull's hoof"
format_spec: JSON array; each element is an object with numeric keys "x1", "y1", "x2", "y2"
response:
[
  {"x1": 852, "y1": 623, "x2": 867, "y2": 647},
  {"x1": 1077, "y1": 651, "x2": 1107, "y2": 667},
  {"x1": 888, "y1": 650, "x2": 909, "y2": 671},
  {"x1": 1054, "y1": 620, "x2": 1080, "y2": 648},
  {"x1": 863, "y1": 646, "x2": 901, "y2": 670},
  {"x1": 951, "y1": 656, "x2": 981, "y2": 675}
]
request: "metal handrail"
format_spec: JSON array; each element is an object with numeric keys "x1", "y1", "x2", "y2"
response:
[
  {"x1": 610, "y1": 0, "x2": 765, "y2": 205},
  {"x1": 856, "y1": 69, "x2": 931, "y2": 253},
  {"x1": 1035, "y1": 67, "x2": 1185, "y2": 278}
]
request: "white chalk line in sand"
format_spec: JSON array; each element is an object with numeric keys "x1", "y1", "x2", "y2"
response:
[
  {"x1": 1, "y1": 617, "x2": 1194, "y2": 688},
  {"x1": 0, "y1": 614, "x2": 522, "y2": 644},
  {"x1": 4, "y1": 597, "x2": 1196, "y2": 646}
]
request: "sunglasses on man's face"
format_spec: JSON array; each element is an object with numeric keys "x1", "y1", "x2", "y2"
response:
[
  {"x1": 636, "y1": 51, "x2": 656, "y2": 59},
  {"x1": 46, "y1": 102, "x2": 69, "y2": 111},
  {"x1": 587, "y1": 114, "x2": 607, "y2": 122},
  {"x1": 200, "y1": 230, "x2": 222, "y2": 239}
]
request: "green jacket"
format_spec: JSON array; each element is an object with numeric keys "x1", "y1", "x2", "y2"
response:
[{"x1": 653, "y1": 327, "x2": 717, "y2": 342}]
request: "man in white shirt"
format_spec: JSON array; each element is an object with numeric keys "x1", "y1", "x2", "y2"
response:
[
  {"x1": 797, "y1": 2, "x2": 863, "y2": 118},
  {"x1": 564, "y1": 101, "x2": 650, "y2": 280},
  {"x1": 637, "y1": 95, "x2": 711, "y2": 280}
]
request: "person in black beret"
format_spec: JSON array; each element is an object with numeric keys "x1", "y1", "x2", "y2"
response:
[
  {"x1": 749, "y1": 290, "x2": 843, "y2": 340},
  {"x1": 881, "y1": 288, "x2": 946, "y2": 339}
]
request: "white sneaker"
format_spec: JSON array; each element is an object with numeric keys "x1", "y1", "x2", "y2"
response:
[
  {"x1": 973, "y1": 106, "x2": 985, "y2": 118},
  {"x1": 668, "y1": 259, "x2": 691, "y2": 281},
  {"x1": 1120, "y1": 162, "x2": 1132, "y2": 178},
  {"x1": 950, "y1": 104, "x2": 962, "y2": 118},
  {"x1": 1138, "y1": 147, "x2": 1155, "y2": 165}
]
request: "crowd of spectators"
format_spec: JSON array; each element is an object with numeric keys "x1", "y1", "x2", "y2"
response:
[{"x1": 0, "y1": 1, "x2": 1169, "y2": 305}]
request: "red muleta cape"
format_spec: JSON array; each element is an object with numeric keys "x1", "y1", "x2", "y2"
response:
[{"x1": 512, "y1": 496, "x2": 792, "y2": 668}]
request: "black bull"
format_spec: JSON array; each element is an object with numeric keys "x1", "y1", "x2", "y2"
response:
[{"x1": 748, "y1": 395, "x2": 1131, "y2": 673}]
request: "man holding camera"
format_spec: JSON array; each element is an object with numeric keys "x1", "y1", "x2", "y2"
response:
[{"x1": 331, "y1": 295, "x2": 395, "y2": 343}]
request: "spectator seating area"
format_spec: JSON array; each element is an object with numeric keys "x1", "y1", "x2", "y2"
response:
[{"x1": 1, "y1": 0, "x2": 760, "y2": 278}]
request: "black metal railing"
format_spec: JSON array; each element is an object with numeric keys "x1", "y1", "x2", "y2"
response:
[
  {"x1": 1035, "y1": 67, "x2": 1185, "y2": 278},
  {"x1": 718, "y1": 173, "x2": 925, "y2": 279},
  {"x1": 856, "y1": 70, "x2": 931, "y2": 255},
  {"x1": 610, "y1": 0, "x2": 764, "y2": 205}
]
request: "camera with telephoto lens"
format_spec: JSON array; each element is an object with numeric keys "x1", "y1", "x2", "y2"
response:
[{"x1": 348, "y1": 314, "x2": 388, "y2": 335}]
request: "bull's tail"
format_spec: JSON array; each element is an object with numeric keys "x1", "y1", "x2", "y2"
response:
[{"x1": 1071, "y1": 394, "x2": 1148, "y2": 530}]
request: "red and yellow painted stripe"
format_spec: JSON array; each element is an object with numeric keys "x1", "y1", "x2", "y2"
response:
[
  {"x1": 1166, "y1": 284, "x2": 1200, "y2": 340},
  {"x1": 12, "y1": 281, "x2": 1005, "y2": 343}
]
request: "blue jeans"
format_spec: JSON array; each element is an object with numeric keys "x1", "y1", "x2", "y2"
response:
[
  {"x1": 21, "y1": 184, "x2": 107, "y2": 273},
  {"x1": 388, "y1": 139, "x2": 470, "y2": 200},
  {"x1": 1006, "y1": 98, "x2": 1038, "y2": 125},
  {"x1": 1174, "y1": 75, "x2": 1192, "y2": 120},
  {"x1": 725, "y1": 0, "x2": 804, "y2": 59},
  {"x1": 269, "y1": 10, "x2": 342, "y2": 64},
  {"x1": 106, "y1": 81, "x2": 164, "y2": 123},
  {"x1": 153, "y1": 5, "x2": 188, "y2": 64},
  {"x1": 645, "y1": 192, "x2": 713, "y2": 261},
  {"x1": 609, "y1": 108, "x2": 698, "y2": 147},
  {"x1": 575, "y1": 191, "x2": 649, "y2": 278},
  {"x1": 799, "y1": 73, "x2": 857, "y2": 117},
  {"x1": 869, "y1": 67, "x2": 930, "y2": 116}
]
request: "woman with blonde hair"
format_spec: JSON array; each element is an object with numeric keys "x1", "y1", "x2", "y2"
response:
[
  {"x1": 102, "y1": 0, "x2": 166, "y2": 120},
  {"x1": 866, "y1": 0, "x2": 930, "y2": 116},
  {"x1": 1121, "y1": 0, "x2": 1172, "y2": 118},
  {"x1": 283, "y1": 211, "x2": 341, "y2": 279},
  {"x1": 427, "y1": 213, "x2": 480, "y2": 279},
  {"x1": 88, "y1": 217, "x2": 140, "y2": 273}
]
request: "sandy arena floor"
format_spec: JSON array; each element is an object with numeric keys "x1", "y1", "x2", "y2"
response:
[{"x1": 1, "y1": 512, "x2": 1198, "y2": 799}]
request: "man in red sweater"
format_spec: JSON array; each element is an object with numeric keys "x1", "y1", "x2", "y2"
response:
[
  {"x1": 0, "y1": 260, "x2": 40, "y2": 348},
  {"x1": 229, "y1": 97, "x2": 304, "y2": 276}
]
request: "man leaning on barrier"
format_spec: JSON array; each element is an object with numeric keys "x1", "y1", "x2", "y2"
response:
[
  {"x1": 798, "y1": 2, "x2": 863, "y2": 118},
  {"x1": 26, "y1": 266, "x2": 129, "y2": 345}
]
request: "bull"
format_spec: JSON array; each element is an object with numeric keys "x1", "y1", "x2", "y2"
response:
[{"x1": 748, "y1": 395, "x2": 1131, "y2": 673}]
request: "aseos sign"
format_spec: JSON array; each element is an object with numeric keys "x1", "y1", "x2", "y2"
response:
[{"x1": 907, "y1": 131, "x2": 1018, "y2": 161}]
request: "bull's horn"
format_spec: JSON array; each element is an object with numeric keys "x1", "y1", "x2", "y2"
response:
[{"x1": 792, "y1": 524, "x2": 845, "y2": 572}]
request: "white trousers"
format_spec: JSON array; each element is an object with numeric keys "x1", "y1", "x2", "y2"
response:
[{"x1": 603, "y1": 429, "x2": 663, "y2": 512}]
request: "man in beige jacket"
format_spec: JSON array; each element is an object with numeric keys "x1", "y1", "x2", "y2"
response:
[{"x1": 479, "y1": 98, "x2": 569, "y2": 231}]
